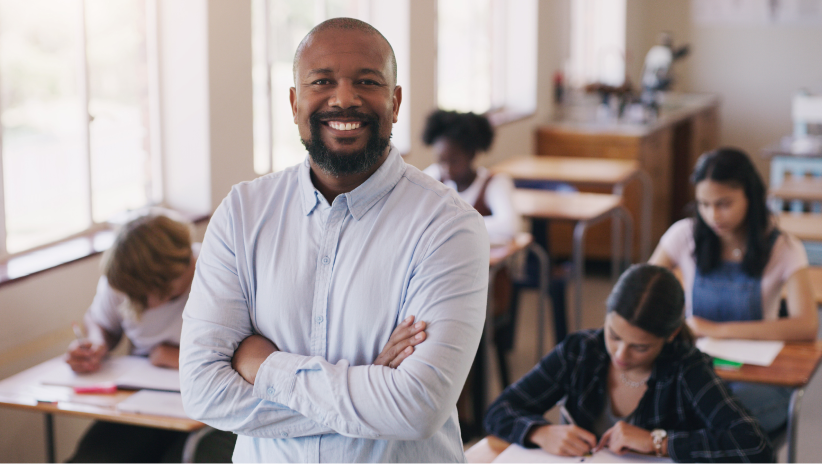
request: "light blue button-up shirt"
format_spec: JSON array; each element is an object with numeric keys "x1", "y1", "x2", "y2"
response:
[{"x1": 180, "y1": 145, "x2": 489, "y2": 462}]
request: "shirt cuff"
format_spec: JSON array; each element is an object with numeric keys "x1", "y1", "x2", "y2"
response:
[
  {"x1": 252, "y1": 351, "x2": 303, "y2": 406},
  {"x1": 515, "y1": 417, "x2": 551, "y2": 448}
]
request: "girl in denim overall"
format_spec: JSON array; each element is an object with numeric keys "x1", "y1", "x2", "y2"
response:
[{"x1": 650, "y1": 147, "x2": 818, "y2": 434}]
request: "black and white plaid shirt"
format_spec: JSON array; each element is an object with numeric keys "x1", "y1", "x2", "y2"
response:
[{"x1": 484, "y1": 329, "x2": 773, "y2": 463}]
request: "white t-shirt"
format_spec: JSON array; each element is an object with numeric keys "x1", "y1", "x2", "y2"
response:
[
  {"x1": 423, "y1": 164, "x2": 521, "y2": 244},
  {"x1": 658, "y1": 219, "x2": 808, "y2": 320},
  {"x1": 86, "y1": 243, "x2": 200, "y2": 356}
]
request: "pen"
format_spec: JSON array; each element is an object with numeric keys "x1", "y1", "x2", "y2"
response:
[
  {"x1": 560, "y1": 405, "x2": 576, "y2": 426},
  {"x1": 560, "y1": 405, "x2": 594, "y2": 459},
  {"x1": 72, "y1": 322, "x2": 86, "y2": 341}
]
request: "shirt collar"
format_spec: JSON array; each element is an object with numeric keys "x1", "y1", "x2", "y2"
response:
[{"x1": 298, "y1": 144, "x2": 406, "y2": 220}]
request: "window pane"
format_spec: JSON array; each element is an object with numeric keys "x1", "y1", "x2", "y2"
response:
[
  {"x1": 252, "y1": 0, "x2": 411, "y2": 174},
  {"x1": 0, "y1": 0, "x2": 90, "y2": 253},
  {"x1": 438, "y1": 0, "x2": 492, "y2": 114},
  {"x1": 86, "y1": 0, "x2": 151, "y2": 223}
]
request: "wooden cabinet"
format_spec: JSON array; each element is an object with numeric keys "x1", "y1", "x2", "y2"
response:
[{"x1": 535, "y1": 94, "x2": 720, "y2": 261}]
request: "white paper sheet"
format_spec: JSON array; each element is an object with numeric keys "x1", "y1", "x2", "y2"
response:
[
  {"x1": 116, "y1": 390, "x2": 189, "y2": 418},
  {"x1": 493, "y1": 443, "x2": 671, "y2": 463},
  {"x1": 696, "y1": 338, "x2": 784, "y2": 367},
  {"x1": 41, "y1": 355, "x2": 180, "y2": 392}
]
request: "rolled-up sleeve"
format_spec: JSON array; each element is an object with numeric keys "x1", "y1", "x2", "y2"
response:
[{"x1": 252, "y1": 211, "x2": 489, "y2": 440}]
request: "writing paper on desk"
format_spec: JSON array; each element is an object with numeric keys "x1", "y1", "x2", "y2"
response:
[
  {"x1": 696, "y1": 338, "x2": 784, "y2": 367},
  {"x1": 492, "y1": 444, "x2": 671, "y2": 463},
  {"x1": 116, "y1": 390, "x2": 188, "y2": 419},
  {"x1": 41, "y1": 355, "x2": 180, "y2": 392}
]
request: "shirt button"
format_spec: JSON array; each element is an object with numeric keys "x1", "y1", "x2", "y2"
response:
[
  {"x1": 267, "y1": 387, "x2": 275, "y2": 396},
  {"x1": 316, "y1": 316, "x2": 324, "y2": 323},
  {"x1": 321, "y1": 256, "x2": 330, "y2": 265},
  {"x1": 280, "y1": 431, "x2": 288, "y2": 438}
]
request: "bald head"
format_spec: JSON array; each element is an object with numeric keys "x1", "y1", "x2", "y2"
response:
[{"x1": 293, "y1": 17, "x2": 397, "y2": 86}]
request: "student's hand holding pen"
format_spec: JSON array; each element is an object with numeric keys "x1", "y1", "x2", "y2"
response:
[{"x1": 65, "y1": 323, "x2": 108, "y2": 373}]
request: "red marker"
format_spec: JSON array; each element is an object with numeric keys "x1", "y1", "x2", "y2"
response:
[{"x1": 74, "y1": 382, "x2": 117, "y2": 394}]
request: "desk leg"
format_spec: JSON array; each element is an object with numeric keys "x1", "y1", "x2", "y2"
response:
[
  {"x1": 786, "y1": 387, "x2": 804, "y2": 463},
  {"x1": 183, "y1": 426, "x2": 214, "y2": 463},
  {"x1": 44, "y1": 413, "x2": 55, "y2": 463},
  {"x1": 526, "y1": 242, "x2": 551, "y2": 361},
  {"x1": 572, "y1": 220, "x2": 588, "y2": 332}
]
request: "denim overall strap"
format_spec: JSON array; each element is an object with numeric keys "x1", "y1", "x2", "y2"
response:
[{"x1": 692, "y1": 261, "x2": 763, "y2": 322}]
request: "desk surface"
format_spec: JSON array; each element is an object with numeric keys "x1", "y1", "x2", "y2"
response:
[
  {"x1": 0, "y1": 357, "x2": 204, "y2": 432},
  {"x1": 713, "y1": 341, "x2": 822, "y2": 388},
  {"x1": 490, "y1": 233, "x2": 532, "y2": 268},
  {"x1": 770, "y1": 177, "x2": 822, "y2": 203},
  {"x1": 776, "y1": 212, "x2": 822, "y2": 242},
  {"x1": 491, "y1": 156, "x2": 639, "y2": 185},
  {"x1": 511, "y1": 190, "x2": 623, "y2": 221}
]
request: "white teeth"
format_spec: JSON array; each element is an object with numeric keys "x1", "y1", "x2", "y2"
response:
[{"x1": 329, "y1": 121, "x2": 361, "y2": 131}]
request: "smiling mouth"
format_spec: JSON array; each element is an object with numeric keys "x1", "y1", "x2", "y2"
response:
[{"x1": 326, "y1": 121, "x2": 364, "y2": 131}]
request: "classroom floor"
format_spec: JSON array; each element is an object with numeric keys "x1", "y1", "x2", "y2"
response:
[{"x1": 471, "y1": 267, "x2": 822, "y2": 462}]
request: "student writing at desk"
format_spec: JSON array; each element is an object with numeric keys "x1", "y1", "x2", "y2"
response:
[
  {"x1": 649, "y1": 148, "x2": 818, "y2": 433},
  {"x1": 64, "y1": 213, "x2": 236, "y2": 463},
  {"x1": 484, "y1": 264, "x2": 772, "y2": 462}
]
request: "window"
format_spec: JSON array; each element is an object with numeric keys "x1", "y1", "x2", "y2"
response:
[
  {"x1": 0, "y1": 0, "x2": 158, "y2": 257},
  {"x1": 567, "y1": 0, "x2": 626, "y2": 88},
  {"x1": 437, "y1": 0, "x2": 537, "y2": 117},
  {"x1": 251, "y1": 0, "x2": 410, "y2": 175}
]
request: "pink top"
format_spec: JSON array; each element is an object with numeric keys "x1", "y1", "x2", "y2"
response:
[{"x1": 659, "y1": 218, "x2": 808, "y2": 320}]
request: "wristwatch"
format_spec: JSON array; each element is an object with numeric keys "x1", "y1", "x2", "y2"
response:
[{"x1": 651, "y1": 429, "x2": 667, "y2": 457}]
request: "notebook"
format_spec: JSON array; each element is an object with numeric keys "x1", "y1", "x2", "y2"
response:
[
  {"x1": 695, "y1": 338, "x2": 784, "y2": 367},
  {"x1": 41, "y1": 355, "x2": 181, "y2": 392},
  {"x1": 116, "y1": 390, "x2": 189, "y2": 419},
  {"x1": 492, "y1": 444, "x2": 674, "y2": 464}
]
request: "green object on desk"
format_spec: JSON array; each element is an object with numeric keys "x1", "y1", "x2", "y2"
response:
[{"x1": 713, "y1": 357, "x2": 743, "y2": 370}]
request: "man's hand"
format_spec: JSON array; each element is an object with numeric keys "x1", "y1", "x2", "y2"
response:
[
  {"x1": 149, "y1": 343, "x2": 180, "y2": 369},
  {"x1": 232, "y1": 334, "x2": 278, "y2": 385},
  {"x1": 595, "y1": 421, "x2": 655, "y2": 456},
  {"x1": 374, "y1": 316, "x2": 427, "y2": 369},
  {"x1": 527, "y1": 424, "x2": 597, "y2": 457},
  {"x1": 65, "y1": 340, "x2": 108, "y2": 373}
]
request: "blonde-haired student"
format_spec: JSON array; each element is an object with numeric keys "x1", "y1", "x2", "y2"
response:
[{"x1": 65, "y1": 212, "x2": 236, "y2": 462}]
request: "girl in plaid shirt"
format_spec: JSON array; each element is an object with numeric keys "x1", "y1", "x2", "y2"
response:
[{"x1": 484, "y1": 264, "x2": 772, "y2": 462}]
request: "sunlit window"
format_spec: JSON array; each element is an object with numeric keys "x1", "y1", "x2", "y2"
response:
[
  {"x1": 437, "y1": 0, "x2": 537, "y2": 117},
  {"x1": 568, "y1": 0, "x2": 626, "y2": 88},
  {"x1": 0, "y1": 0, "x2": 156, "y2": 255},
  {"x1": 251, "y1": 0, "x2": 410, "y2": 174}
]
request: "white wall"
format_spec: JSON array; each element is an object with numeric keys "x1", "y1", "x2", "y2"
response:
[{"x1": 627, "y1": 0, "x2": 822, "y2": 178}]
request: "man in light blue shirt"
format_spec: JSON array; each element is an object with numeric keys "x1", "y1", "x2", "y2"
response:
[{"x1": 180, "y1": 18, "x2": 489, "y2": 462}]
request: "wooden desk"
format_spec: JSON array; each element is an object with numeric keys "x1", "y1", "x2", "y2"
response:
[
  {"x1": 0, "y1": 357, "x2": 209, "y2": 463},
  {"x1": 535, "y1": 93, "x2": 719, "y2": 261},
  {"x1": 492, "y1": 155, "x2": 652, "y2": 261},
  {"x1": 715, "y1": 341, "x2": 822, "y2": 463},
  {"x1": 775, "y1": 212, "x2": 822, "y2": 265},
  {"x1": 511, "y1": 190, "x2": 632, "y2": 332}
]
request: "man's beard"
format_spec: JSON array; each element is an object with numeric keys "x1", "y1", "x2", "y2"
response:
[{"x1": 301, "y1": 109, "x2": 390, "y2": 177}]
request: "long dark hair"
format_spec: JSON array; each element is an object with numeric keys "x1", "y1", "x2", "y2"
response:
[
  {"x1": 422, "y1": 109, "x2": 494, "y2": 156},
  {"x1": 607, "y1": 264, "x2": 693, "y2": 346},
  {"x1": 691, "y1": 147, "x2": 772, "y2": 276}
]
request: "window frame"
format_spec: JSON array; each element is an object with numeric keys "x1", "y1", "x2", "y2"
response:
[{"x1": 0, "y1": 0, "x2": 162, "y2": 260}]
